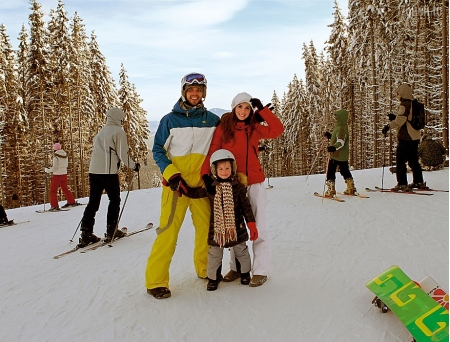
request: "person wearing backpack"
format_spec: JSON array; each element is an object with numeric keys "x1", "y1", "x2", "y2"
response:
[{"x1": 381, "y1": 83, "x2": 426, "y2": 191}]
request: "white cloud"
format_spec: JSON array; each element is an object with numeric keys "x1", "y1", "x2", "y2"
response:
[{"x1": 154, "y1": 0, "x2": 249, "y2": 28}]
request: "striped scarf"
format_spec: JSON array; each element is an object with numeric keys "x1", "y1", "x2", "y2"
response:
[{"x1": 213, "y1": 182, "x2": 236, "y2": 247}]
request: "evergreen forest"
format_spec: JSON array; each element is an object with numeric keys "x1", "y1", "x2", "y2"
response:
[
  {"x1": 0, "y1": 0, "x2": 150, "y2": 208},
  {"x1": 261, "y1": 0, "x2": 448, "y2": 180}
]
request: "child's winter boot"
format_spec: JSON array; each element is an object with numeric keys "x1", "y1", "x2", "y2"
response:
[
  {"x1": 240, "y1": 272, "x2": 251, "y2": 285},
  {"x1": 324, "y1": 180, "x2": 336, "y2": 198},
  {"x1": 207, "y1": 265, "x2": 223, "y2": 291},
  {"x1": 344, "y1": 177, "x2": 358, "y2": 195}
]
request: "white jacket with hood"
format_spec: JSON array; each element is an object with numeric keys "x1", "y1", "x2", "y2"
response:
[
  {"x1": 46, "y1": 150, "x2": 69, "y2": 175},
  {"x1": 89, "y1": 108, "x2": 137, "y2": 174}
]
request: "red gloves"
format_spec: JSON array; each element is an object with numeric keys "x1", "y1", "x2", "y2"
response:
[{"x1": 247, "y1": 222, "x2": 258, "y2": 241}]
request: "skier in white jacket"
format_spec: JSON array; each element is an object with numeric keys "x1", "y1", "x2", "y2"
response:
[
  {"x1": 79, "y1": 108, "x2": 140, "y2": 247},
  {"x1": 44, "y1": 143, "x2": 77, "y2": 211}
]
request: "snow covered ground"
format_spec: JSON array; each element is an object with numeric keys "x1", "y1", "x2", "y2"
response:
[{"x1": 0, "y1": 167, "x2": 448, "y2": 342}]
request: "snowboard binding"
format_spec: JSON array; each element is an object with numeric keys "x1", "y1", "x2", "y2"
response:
[{"x1": 371, "y1": 296, "x2": 389, "y2": 313}]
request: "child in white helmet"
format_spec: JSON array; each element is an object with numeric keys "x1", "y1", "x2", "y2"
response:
[{"x1": 181, "y1": 149, "x2": 258, "y2": 291}]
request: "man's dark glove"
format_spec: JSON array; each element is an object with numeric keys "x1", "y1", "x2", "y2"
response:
[
  {"x1": 133, "y1": 162, "x2": 140, "y2": 172},
  {"x1": 327, "y1": 146, "x2": 336, "y2": 153},
  {"x1": 168, "y1": 174, "x2": 188, "y2": 196},
  {"x1": 202, "y1": 174, "x2": 216, "y2": 195},
  {"x1": 382, "y1": 124, "x2": 390, "y2": 136},
  {"x1": 387, "y1": 113, "x2": 396, "y2": 121},
  {"x1": 250, "y1": 98, "x2": 264, "y2": 111},
  {"x1": 324, "y1": 131, "x2": 332, "y2": 139}
]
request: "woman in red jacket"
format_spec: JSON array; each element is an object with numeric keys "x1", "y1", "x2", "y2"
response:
[{"x1": 201, "y1": 92, "x2": 284, "y2": 287}]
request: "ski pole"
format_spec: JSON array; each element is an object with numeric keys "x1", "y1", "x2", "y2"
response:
[
  {"x1": 109, "y1": 170, "x2": 135, "y2": 246},
  {"x1": 381, "y1": 131, "x2": 387, "y2": 190},
  {"x1": 43, "y1": 173, "x2": 48, "y2": 212},
  {"x1": 69, "y1": 218, "x2": 83, "y2": 243},
  {"x1": 306, "y1": 137, "x2": 327, "y2": 181},
  {"x1": 321, "y1": 153, "x2": 331, "y2": 203}
]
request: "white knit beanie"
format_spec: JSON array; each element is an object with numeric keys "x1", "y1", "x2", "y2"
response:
[{"x1": 231, "y1": 92, "x2": 252, "y2": 110}]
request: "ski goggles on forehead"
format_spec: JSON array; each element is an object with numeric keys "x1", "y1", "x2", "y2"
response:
[{"x1": 184, "y1": 73, "x2": 206, "y2": 85}]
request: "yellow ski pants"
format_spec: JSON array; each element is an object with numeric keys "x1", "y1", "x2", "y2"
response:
[{"x1": 145, "y1": 186, "x2": 210, "y2": 289}]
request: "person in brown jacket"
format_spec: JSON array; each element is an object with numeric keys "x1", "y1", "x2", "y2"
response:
[
  {"x1": 382, "y1": 84, "x2": 426, "y2": 191},
  {"x1": 182, "y1": 149, "x2": 258, "y2": 291}
]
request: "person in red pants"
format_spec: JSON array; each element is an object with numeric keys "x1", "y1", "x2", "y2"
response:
[{"x1": 44, "y1": 143, "x2": 79, "y2": 211}]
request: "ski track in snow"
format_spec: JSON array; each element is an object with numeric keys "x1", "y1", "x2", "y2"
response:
[{"x1": 0, "y1": 168, "x2": 448, "y2": 341}]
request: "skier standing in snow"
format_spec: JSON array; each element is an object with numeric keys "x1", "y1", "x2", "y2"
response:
[
  {"x1": 201, "y1": 92, "x2": 284, "y2": 287},
  {"x1": 145, "y1": 72, "x2": 220, "y2": 299},
  {"x1": 381, "y1": 83, "x2": 426, "y2": 191},
  {"x1": 181, "y1": 149, "x2": 258, "y2": 291},
  {"x1": 78, "y1": 108, "x2": 140, "y2": 247},
  {"x1": 44, "y1": 142, "x2": 79, "y2": 211},
  {"x1": 323, "y1": 109, "x2": 358, "y2": 197}
]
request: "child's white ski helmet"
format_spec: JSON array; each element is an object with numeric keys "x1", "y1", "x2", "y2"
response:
[{"x1": 210, "y1": 149, "x2": 237, "y2": 178}]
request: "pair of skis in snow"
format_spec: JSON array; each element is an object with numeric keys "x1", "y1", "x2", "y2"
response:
[
  {"x1": 314, "y1": 192, "x2": 369, "y2": 202},
  {"x1": 315, "y1": 185, "x2": 447, "y2": 201},
  {"x1": 53, "y1": 223, "x2": 153, "y2": 259},
  {"x1": 365, "y1": 186, "x2": 435, "y2": 196},
  {"x1": 0, "y1": 220, "x2": 30, "y2": 228},
  {"x1": 36, "y1": 203, "x2": 85, "y2": 213}
]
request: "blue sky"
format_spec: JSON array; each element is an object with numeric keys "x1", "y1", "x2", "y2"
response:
[{"x1": 1, "y1": 0, "x2": 348, "y2": 121}]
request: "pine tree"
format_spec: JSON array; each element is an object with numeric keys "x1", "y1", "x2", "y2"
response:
[
  {"x1": 26, "y1": 0, "x2": 52, "y2": 205},
  {"x1": 88, "y1": 31, "x2": 119, "y2": 132},
  {"x1": 68, "y1": 12, "x2": 95, "y2": 197},
  {"x1": 14, "y1": 25, "x2": 32, "y2": 207},
  {"x1": 118, "y1": 64, "x2": 149, "y2": 189},
  {"x1": 0, "y1": 25, "x2": 24, "y2": 206}
]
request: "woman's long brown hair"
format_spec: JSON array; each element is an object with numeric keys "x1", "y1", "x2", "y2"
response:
[{"x1": 219, "y1": 108, "x2": 256, "y2": 144}]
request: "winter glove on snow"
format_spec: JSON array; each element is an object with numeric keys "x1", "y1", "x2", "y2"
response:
[
  {"x1": 324, "y1": 131, "x2": 332, "y2": 139},
  {"x1": 250, "y1": 98, "x2": 264, "y2": 111},
  {"x1": 202, "y1": 174, "x2": 216, "y2": 196},
  {"x1": 133, "y1": 163, "x2": 140, "y2": 172},
  {"x1": 387, "y1": 113, "x2": 396, "y2": 121},
  {"x1": 327, "y1": 146, "x2": 336, "y2": 153},
  {"x1": 382, "y1": 124, "x2": 390, "y2": 136},
  {"x1": 247, "y1": 222, "x2": 258, "y2": 241}
]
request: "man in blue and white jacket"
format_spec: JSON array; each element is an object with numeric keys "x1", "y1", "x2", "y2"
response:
[{"x1": 145, "y1": 72, "x2": 220, "y2": 299}]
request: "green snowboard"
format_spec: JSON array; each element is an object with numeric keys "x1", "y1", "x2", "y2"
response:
[{"x1": 366, "y1": 265, "x2": 449, "y2": 342}]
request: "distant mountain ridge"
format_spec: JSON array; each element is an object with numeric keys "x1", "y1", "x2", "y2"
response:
[{"x1": 208, "y1": 108, "x2": 228, "y2": 116}]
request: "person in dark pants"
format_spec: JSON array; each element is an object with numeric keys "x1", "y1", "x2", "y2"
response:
[
  {"x1": 79, "y1": 108, "x2": 139, "y2": 247},
  {"x1": 382, "y1": 84, "x2": 425, "y2": 191}
]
